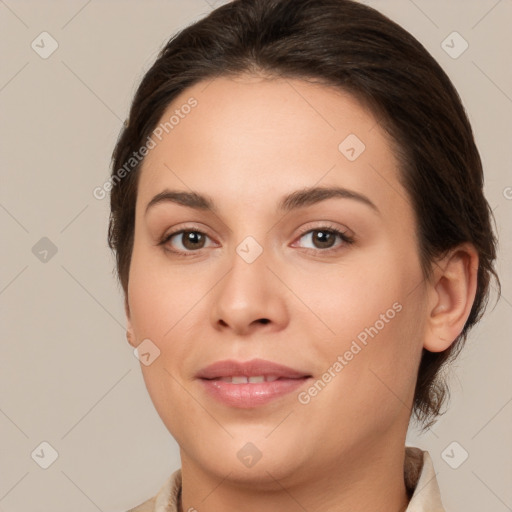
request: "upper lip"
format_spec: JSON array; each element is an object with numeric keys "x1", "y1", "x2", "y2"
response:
[{"x1": 195, "y1": 358, "x2": 311, "y2": 380}]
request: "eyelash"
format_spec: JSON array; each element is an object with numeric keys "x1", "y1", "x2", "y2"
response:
[{"x1": 158, "y1": 224, "x2": 355, "y2": 258}]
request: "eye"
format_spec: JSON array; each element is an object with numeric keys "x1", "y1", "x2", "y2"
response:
[
  {"x1": 158, "y1": 224, "x2": 354, "y2": 257},
  {"x1": 159, "y1": 228, "x2": 215, "y2": 256},
  {"x1": 294, "y1": 225, "x2": 354, "y2": 253}
]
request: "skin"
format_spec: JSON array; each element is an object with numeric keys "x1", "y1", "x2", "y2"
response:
[{"x1": 125, "y1": 74, "x2": 478, "y2": 512}]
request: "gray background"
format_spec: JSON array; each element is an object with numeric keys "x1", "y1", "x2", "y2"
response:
[{"x1": 1, "y1": 1, "x2": 511, "y2": 511}]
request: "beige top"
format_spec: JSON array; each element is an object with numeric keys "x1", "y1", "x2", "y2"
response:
[{"x1": 127, "y1": 446, "x2": 445, "y2": 512}]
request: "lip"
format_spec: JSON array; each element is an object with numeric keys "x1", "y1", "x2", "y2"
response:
[
  {"x1": 196, "y1": 358, "x2": 312, "y2": 408},
  {"x1": 195, "y1": 358, "x2": 310, "y2": 379}
]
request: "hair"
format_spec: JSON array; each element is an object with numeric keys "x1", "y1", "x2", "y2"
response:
[{"x1": 108, "y1": 0, "x2": 499, "y2": 429}]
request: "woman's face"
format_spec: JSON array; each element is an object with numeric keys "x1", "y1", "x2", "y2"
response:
[{"x1": 126, "y1": 75, "x2": 429, "y2": 485}]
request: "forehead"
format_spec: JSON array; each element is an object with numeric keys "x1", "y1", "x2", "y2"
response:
[{"x1": 136, "y1": 74, "x2": 407, "y2": 218}]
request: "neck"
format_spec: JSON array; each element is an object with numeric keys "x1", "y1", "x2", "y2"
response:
[{"x1": 179, "y1": 439, "x2": 410, "y2": 512}]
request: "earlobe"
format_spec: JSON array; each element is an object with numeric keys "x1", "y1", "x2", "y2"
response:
[
  {"x1": 125, "y1": 296, "x2": 137, "y2": 348},
  {"x1": 423, "y1": 244, "x2": 479, "y2": 353}
]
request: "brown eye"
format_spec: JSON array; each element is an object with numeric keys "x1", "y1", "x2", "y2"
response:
[
  {"x1": 310, "y1": 230, "x2": 337, "y2": 249},
  {"x1": 161, "y1": 229, "x2": 212, "y2": 254},
  {"x1": 297, "y1": 227, "x2": 353, "y2": 252},
  {"x1": 180, "y1": 230, "x2": 206, "y2": 250}
]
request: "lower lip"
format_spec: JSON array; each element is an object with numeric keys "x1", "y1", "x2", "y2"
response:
[{"x1": 199, "y1": 378, "x2": 311, "y2": 408}]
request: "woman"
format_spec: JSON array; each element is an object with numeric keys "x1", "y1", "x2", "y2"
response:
[{"x1": 108, "y1": 0, "x2": 500, "y2": 510}]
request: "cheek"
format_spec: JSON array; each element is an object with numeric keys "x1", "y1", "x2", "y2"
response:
[
  {"x1": 289, "y1": 249, "x2": 408, "y2": 341},
  {"x1": 127, "y1": 244, "x2": 198, "y2": 341},
  {"x1": 298, "y1": 305, "x2": 424, "y2": 443},
  {"x1": 127, "y1": 249, "x2": 201, "y2": 436},
  {"x1": 297, "y1": 246, "x2": 424, "y2": 410}
]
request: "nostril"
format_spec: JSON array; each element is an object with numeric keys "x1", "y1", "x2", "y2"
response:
[{"x1": 259, "y1": 318, "x2": 270, "y2": 324}]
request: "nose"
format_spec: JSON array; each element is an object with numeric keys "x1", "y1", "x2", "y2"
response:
[{"x1": 210, "y1": 240, "x2": 289, "y2": 336}]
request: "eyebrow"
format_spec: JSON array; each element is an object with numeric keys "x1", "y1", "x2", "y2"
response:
[{"x1": 144, "y1": 185, "x2": 379, "y2": 215}]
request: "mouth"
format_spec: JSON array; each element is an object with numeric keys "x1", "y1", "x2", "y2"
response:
[
  {"x1": 195, "y1": 358, "x2": 311, "y2": 380},
  {"x1": 196, "y1": 358, "x2": 312, "y2": 408},
  {"x1": 203, "y1": 374, "x2": 308, "y2": 383}
]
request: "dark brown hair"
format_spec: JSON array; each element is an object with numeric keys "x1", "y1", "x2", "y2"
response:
[{"x1": 108, "y1": 0, "x2": 499, "y2": 429}]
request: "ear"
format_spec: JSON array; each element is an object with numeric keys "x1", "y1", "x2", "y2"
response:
[
  {"x1": 423, "y1": 243, "x2": 479, "y2": 352},
  {"x1": 125, "y1": 295, "x2": 137, "y2": 348}
]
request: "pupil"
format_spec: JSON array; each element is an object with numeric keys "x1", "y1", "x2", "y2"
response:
[
  {"x1": 315, "y1": 230, "x2": 334, "y2": 248},
  {"x1": 184, "y1": 231, "x2": 204, "y2": 249}
]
